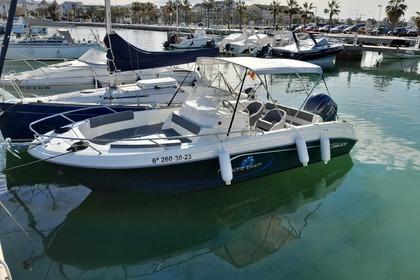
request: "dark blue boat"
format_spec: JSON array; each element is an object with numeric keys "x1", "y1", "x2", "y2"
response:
[{"x1": 103, "y1": 31, "x2": 220, "y2": 72}]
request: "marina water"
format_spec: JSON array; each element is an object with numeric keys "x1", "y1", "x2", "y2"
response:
[{"x1": 1, "y1": 27, "x2": 420, "y2": 279}]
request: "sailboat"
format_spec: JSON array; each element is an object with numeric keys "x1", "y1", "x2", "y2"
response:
[
  {"x1": 0, "y1": 0, "x2": 219, "y2": 142},
  {"x1": 3, "y1": 13, "x2": 104, "y2": 61}
]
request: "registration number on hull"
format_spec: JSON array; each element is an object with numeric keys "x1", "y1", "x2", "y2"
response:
[{"x1": 152, "y1": 154, "x2": 192, "y2": 164}]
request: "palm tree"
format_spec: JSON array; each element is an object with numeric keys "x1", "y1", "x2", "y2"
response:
[
  {"x1": 224, "y1": 0, "x2": 234, "y2": 30},
  {"x1": 285, "y1": 0, "x2": 300, "y2": 29},
  {"x1": 301, "y1": 2, "x2": 314, "y2": 28},
  {"x1": 35, "y1": 0, "x2": 49, "y2": 19},
  {"x1": 385, "y1": 0, "x2": 407, "y2": 29},
  {"x1": 324, "y1": 0, "x2": 340, "y2": 32},
  {"x1": 183, "y1": 0, "x2": 192, "y2": 25},
  {"x1": 203, "y1": 0, "x2": 215, "y2": 28},
  {"x1": 144, "y1": 2, "x2": 155, "y2": 24},
  {"x1": 131, "y1": 2, "x2": 142, "y2": 24},
  {"x1": 269, "y1": 0, "x2": 282, "y2": 28},
  {"x1": 214, "y1": 4, "x2": 222, "y2": 25},
  {"x1": 163, "y1": 0, "x2": 177, "y2": 25},
  {"x1": 47, "y1": 1, "x2": 61, "y2": 21},
  {"x1": 236, "y1": 0, "x2": 247, "y2": 29}
]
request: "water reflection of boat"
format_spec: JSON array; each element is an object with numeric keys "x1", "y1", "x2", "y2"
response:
[
  {"x1": 2, "y1": 146, "x2": 78, "y2": 188},
  {"x1": 335, "y1": 52, "x2": 420, "y2": 76},
  {"x1": 42, "y1": 154, "x2": 353, "y2": 272}
]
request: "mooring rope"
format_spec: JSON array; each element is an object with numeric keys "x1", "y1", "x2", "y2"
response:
[{"x1": 1, "y1": 150, "x2": 74, "y2": 173}]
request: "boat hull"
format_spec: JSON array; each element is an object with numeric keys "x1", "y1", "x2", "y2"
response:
[
  {"x1": 270, "y1": 47, "x2": 342, "y2": 61},
  {"x1": 38, "y1": 137, "x2": 356, "y2": 194},
  {"x1": 5, "y1": 43, "x2": 103, "y2": 60}
]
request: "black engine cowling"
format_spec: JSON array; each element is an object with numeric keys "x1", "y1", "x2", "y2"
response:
[
  {"x1": 303, "y1": 93, "x2": 338, "y2": 121},
  {"x1": 205, "y1": 40, "x2": 215, "y2": 48},
  {"x1": 163, "y1": 34, "x2": 177, "y2": 48},
  {"x1": 256, "y1": 44, "x2": 271, "y2": 58}
]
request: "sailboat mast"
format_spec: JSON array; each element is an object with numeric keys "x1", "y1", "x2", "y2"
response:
[
  {"x1": 0, "y1": 0, "x2": 18, "y2": 77},
  {"x1": 105, "y1": 0, "x2": 112, "y2": 34}
]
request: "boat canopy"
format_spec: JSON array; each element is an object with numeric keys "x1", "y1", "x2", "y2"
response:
[
  {"x1": 103, "y1": 31, "x2": 220, "y2": 72},
  {"x1": 196, "y1": 57, "x2": 323, "y2": 76}
]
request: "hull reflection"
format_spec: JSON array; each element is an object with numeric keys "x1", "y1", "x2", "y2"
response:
[{"x1": 43, "y1": 154, "x2": 353, "y2": 271}]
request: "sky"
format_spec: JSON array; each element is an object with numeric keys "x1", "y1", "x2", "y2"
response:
[{"x1": 73, "y1": 0, "x2": 420, "y2": 22}]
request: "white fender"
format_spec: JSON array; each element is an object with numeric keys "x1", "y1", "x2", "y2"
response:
[
  {"x1": 219, "y1": 149, "x2": 233, "y2": 185},
  {"x1": 320, "y1": 135, "x2": 331, "y2": 164},
  {"x1": 296, "y1": 136, "x2": 309, "y2": 166}
]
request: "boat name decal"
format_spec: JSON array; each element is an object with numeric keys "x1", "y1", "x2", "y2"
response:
[
  {"x1": 232, "y1": 156, "x2": 263, "y2": 173},
  {"x1": 331, "y1": 142, "x2": 348, "y2": 149},
  {"x1": 152, "y1": 154, "x2": 192, "y2": 164},
  {"x1": 21, "y1": 86, "x2": 51, "y2": 90}
]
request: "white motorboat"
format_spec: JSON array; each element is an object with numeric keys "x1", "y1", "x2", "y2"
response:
[
  {"x1": 258, "y1": 31, "x2": 344, "y2": 68},
  {"x1": 28, "y1": 57, "x2": 357, "y2": 193},
  {"x1": 163, "y1": 29, "x2": 223, "y2": 49},
  {"x1": 219, "y1": 30, "x2": 250, "y2": 52},
  {"x1": 222, "y1": 33, "x2": 272, "y2": 56}
]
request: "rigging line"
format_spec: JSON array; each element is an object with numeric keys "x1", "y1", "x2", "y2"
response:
[
  {"x1": 0, "y1": 201, "x2": 45, "y2": 255},
  {"x1": 1, "y1": 150, "x2": 74, "y2": 173}
]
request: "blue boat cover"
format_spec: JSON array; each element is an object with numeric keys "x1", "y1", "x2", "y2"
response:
[{"x1": 103, "y1": 31, "x2": 220, "y2": 72}]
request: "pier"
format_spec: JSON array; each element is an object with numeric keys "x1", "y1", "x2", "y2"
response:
[{"x1": 76, "y1": 22, "x2": 420, "y2": 61}]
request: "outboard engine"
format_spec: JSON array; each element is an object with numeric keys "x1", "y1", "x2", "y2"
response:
[
  {"x1": 206, "y1": 40, "x2": 215, "y2": 48},
  {"x1": 303, "y1": 93, "x2": 338, "y2": 121},
  {"x1": 163, "y1": 34, "x2": 177, "y2": 48},
  {"x1": 256, "y1": 44, "x2": 271, "y2": 58},
  {"x1": 225, "y1": 43, "x2": 232, "y2": 52}
]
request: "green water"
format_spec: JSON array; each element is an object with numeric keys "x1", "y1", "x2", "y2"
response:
[{"x1": 1, "y1": 29, "x2": 420, "y2": 279}]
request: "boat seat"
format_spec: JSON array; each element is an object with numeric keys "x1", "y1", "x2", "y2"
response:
[
  {"x1": 89, "y1": 110, "x2": 134, "y2": 129},
  {"x1": 256, "y1": 109, "x2": 286, "y2": 131},
  {"x1": 264, "y1": 102, "x2": 322, "y2": 125},
  {"x1": 170, "y1": 112, "x2": 201, "y2": 135},
  {"x1": 243, "y1": 101, "x2": 264, "y2": 127},
  {"x1": 264, "y1": 102, "x2": 277, "y2": 112}
]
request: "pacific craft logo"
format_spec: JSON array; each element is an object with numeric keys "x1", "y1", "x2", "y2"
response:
[
  {"x1": 232, "y1": 156, "x2": 263, "y2": 173},
  {"x1": 242, "y1": 156, "x2": 254, "y2": 167}
]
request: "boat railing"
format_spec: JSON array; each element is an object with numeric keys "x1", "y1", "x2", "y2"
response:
[
  {"x1": 33, "y1": 126, "x2": 263, "y2": 149},
  {"x1": 29, "y1": 105, "x2": 121, "y2": 138}
]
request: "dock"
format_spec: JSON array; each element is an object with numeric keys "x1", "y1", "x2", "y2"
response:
[{"x1": 76, "y1": 21, "x2": 420, "y2": 60}]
